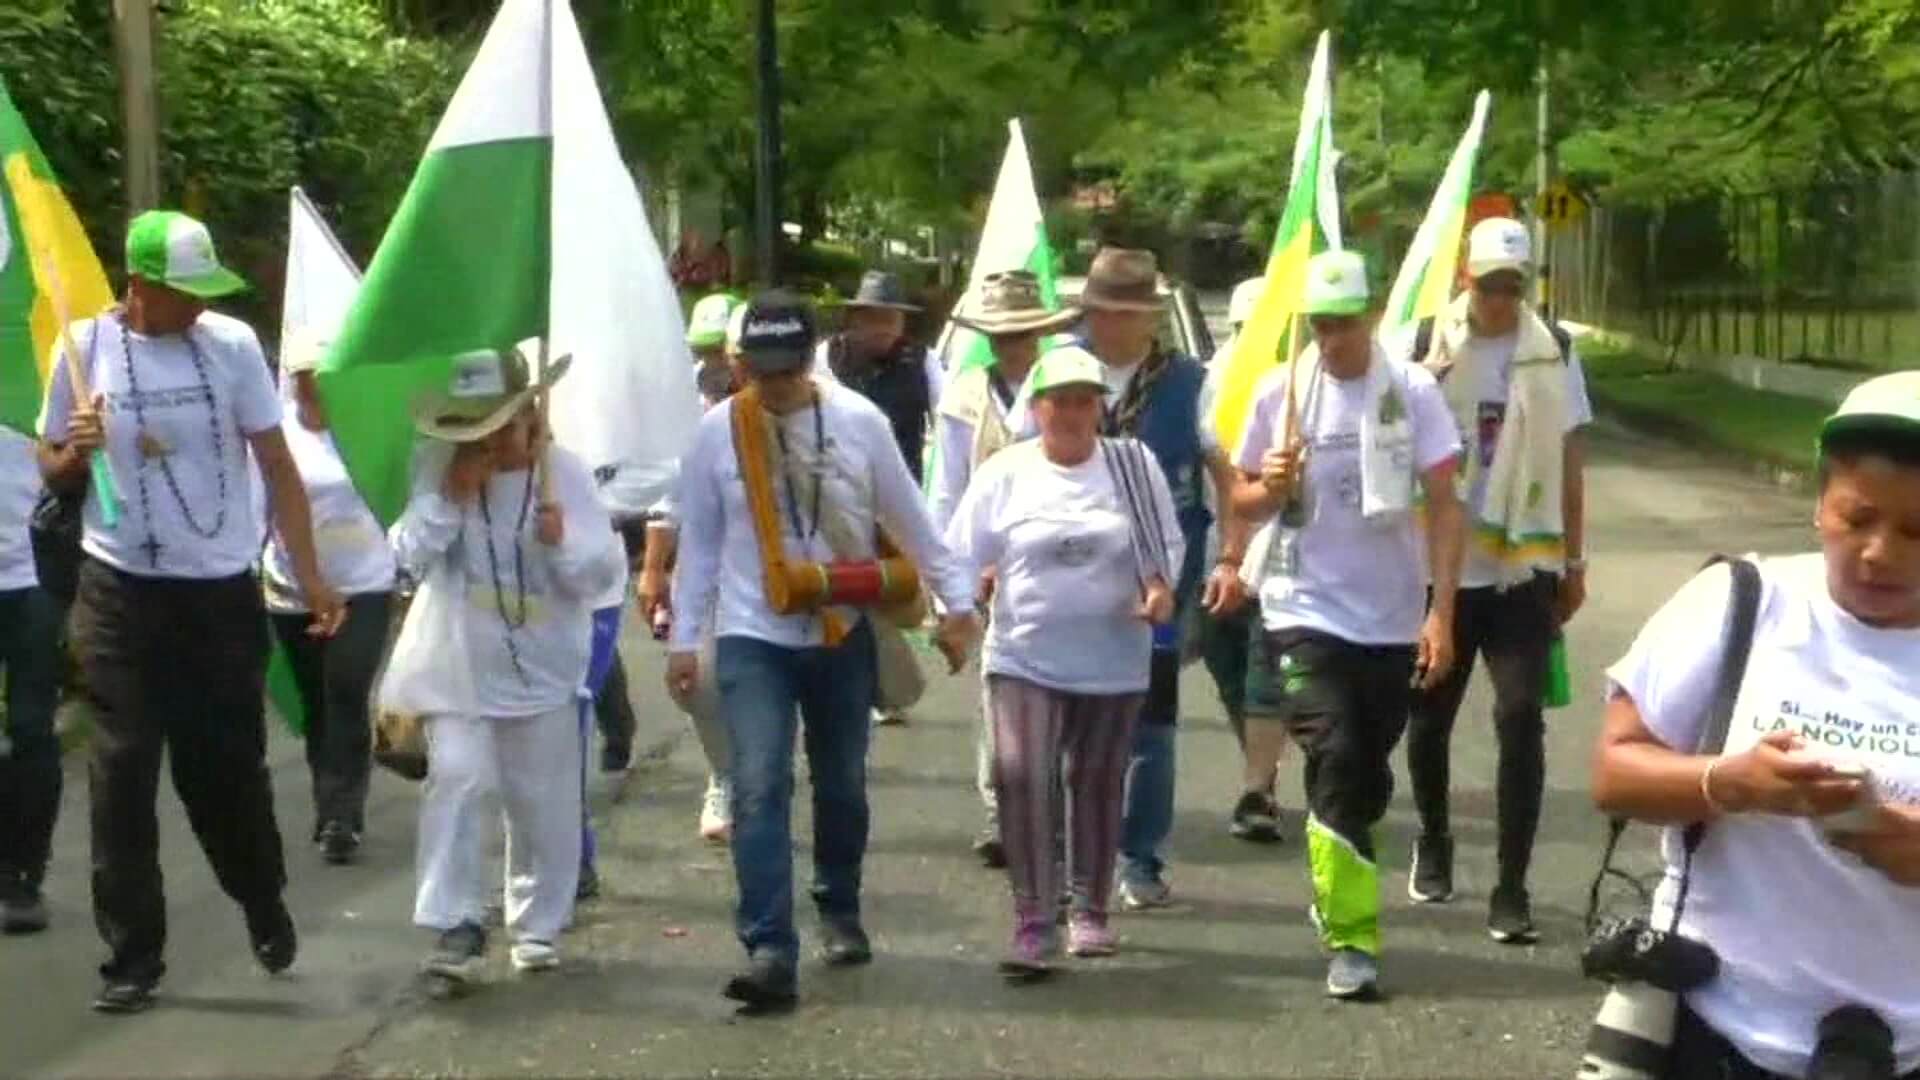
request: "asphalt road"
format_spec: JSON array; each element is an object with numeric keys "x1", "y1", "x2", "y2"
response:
[{"x1": 0, "y1": 421, "x2": 1814, "y2": 1080}]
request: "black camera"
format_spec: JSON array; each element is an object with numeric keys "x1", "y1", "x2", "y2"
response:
[
  {"x1": 1580, "y1": 916, "x2": 1720, "y2": 993},
  {"x1": 1809, "y1": 1006, "x2": 1895, "y2": 1080}
]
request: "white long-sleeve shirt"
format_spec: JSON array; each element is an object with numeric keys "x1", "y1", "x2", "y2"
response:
[
  {"x1": 669, "y1": 384, "x2": 974, "y2": 652},
  {"x1": 945, "y1": 439, "x2": 1184, "y2": 695},
  {"x1": 390, "y1": 444, "x2": 624, "y2": 717}
]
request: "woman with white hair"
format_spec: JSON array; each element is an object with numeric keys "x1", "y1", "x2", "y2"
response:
[
  {"x1": 392, "y1": 346, "x2": 623, "y2": 987},
  {"x1": 261, "y1": 338, "x2": 397, "y2": 866}
]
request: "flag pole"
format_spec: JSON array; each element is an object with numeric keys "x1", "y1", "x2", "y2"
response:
[{"x1": 535, "y1": 0, "x2": 556, "y2": 504}]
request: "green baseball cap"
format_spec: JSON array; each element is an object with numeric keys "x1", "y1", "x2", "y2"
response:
[
  {"x1": 1302, "y1": 250, "x2": 1370, "y2": 317},
  {"x1": 686, "y1": 292, "x2": 739, "y2": 349},
  {"x1": 1820, "y1": 371, "x2": 1920, "y2": 450},
  {"x1": 125, "y1": 210, "x2": 247, "y2": 299}
]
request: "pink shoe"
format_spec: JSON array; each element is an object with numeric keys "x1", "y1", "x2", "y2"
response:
[
  {"x1": 1067, "y1": 913, "x2": 1118, "y2": 958},
  {"x1": 997, "y1": 919, "x2": 1055, "y2": 982}
]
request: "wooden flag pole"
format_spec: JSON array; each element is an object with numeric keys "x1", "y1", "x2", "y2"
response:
[
  {"x1": 28, "y1": 214, "x2": 120, "y2": 526},
  {"x1": 534, "y1": 0, "x2": 555, "y2": 507}
]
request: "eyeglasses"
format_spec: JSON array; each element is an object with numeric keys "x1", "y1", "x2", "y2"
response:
[{"x1": 1473, "y1": 277, "x2": 1526, "y2": 299}]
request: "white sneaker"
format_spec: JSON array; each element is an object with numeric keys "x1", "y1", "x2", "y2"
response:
[
  {"x1": 699, "y1": 777, "x2": 732, "y2": 844},
  {"x1": 510, "y1": 939, "x2": 559, "y2": 973}
]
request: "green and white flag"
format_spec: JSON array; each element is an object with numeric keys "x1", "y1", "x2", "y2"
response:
[
  {"x1": 945, "y1": 118, "x2": 1060, "y2": 378},
  {"x1": 1381, "y1": 90, "x2": 1492, "y2": 340},
  {"x1": 318, "y1": 0, "x2": 554, "y2": 526}
]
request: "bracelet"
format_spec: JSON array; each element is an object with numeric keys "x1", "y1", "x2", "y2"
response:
[
  {"x1": 1216, "y1": 555, "x2": 1244, "y2": 568},
  {"x1": 1700, "y1": 757, "x2": 1731, "y2": 815}
]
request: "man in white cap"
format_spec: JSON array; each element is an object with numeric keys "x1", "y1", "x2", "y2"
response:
[
  {"x1": 1200, "y1": 276, "x2": 1291, "y2": 842},
  {"x1": 1396, "y1": 217, "x2": 1592, "y2": 945},
  {"x1": 1232, "y1": 249, "x2": 1464, "y2": 1000}
]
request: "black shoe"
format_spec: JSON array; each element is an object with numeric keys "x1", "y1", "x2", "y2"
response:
[
  {"x1": 1409, "y1": 833, "x2": 1456, "y2": 904},
  {"x1": 92, "y1": 977, "x2": 159, "y2": 1015},
  {"x1": 972, "y1": 832, "x2": 1007, "y2": 869},
  {"x1": 0, "y1": 873, "x2": 49, "y2": 935},
  {"x1": 246, "y1": 898, "x2": 298, "y2": 974},
  {"x1": 723, "y1": 953, "x2": 797, "y2": 1013},
  {"x1": 423, "y1": 921, "x2": 488, "y2": 983},
  {"x1": 318, "y1": 821, "x2": 361, "y2": 866},
  {"x1": 600, "y1": 739, "x2": 632, "y2": 774},
  {"x1": 1488, "y1": 885, "x2": 1540, "y2": 945},
  {"x1": 576, "y1": 863, "x2": 601, "y2": 902},
  {"x1": 819, "y1": 918, "x2": 872, "y2": 967},
  {"x1": 1228, "y1": 791, "x2": 1282, "y2": 843}
]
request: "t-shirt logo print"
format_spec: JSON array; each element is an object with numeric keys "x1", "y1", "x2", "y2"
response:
[
  {"x1": 1054, "y1": 535, "x2": 1097, "y2": 568},
  {"x1": 1377, "y1": 386, "x2": 1405, "y2": 425}
]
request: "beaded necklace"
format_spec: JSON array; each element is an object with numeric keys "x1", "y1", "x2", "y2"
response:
[
  {"x1": 116, "y1": 312, "x2": 229, "y2": 569},
  {"x1": 476, "y1": 470, "x2": 536, "y2": 685}
]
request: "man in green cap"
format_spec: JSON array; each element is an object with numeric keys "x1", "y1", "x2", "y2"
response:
[
  {"x1": 37, "y1": 210, "x2": 343, "y2": 1014},
  {"x1": 1230, "y1": 250, "x2": 1465, "y2": 1000}
]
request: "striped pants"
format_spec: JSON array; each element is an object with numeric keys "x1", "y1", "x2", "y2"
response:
[{"x1": 987, "y1": 675, "x2": 1141, "y2": 918}]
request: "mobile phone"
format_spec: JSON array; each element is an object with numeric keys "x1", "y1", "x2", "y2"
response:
[{"x1": 1820, "y1": 762, "x2": 1880, "y2": 834}]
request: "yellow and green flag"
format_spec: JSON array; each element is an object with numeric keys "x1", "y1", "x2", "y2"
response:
[
  {"x1": 1210, "y1": 31, "x2": 1343, "y2": 453},
  {"x1": 1381, "y1": 90, "x2": 1492, "y2": 340},
  {"x1": 0, "y1": 75, "x2": 114, "y2": 436}
]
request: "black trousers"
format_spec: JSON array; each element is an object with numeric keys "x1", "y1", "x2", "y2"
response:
[
  {"x1": 1251, "y1": 628, "x2": 1414, "y2": 860},
  {"x1": 270, "y1": 592, "x2": 391, "y2": 837},
  {"x1": 1668, "y1": 1002, "x2": 1919, "y2": 1079},
  {"x1": 1407, "y1": 573, "x2": 1556, "y2": 889},
  {"x1": 0, "y1": 586, "x2": 64, "y2": 888},
  {"x1": 1198, "y1": 603, "x2": 1255, "y2": 743},
  {"x1": 593, "y1": 519, "x2": 645, "y2": 748},
  {"x1": 73, "y1": 559, "x2": 287, "y2": 982}
]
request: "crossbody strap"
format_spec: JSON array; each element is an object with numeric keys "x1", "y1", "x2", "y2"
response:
[{"x1": 1583, "y1": 556, "x2": 1763, "y2": 933}]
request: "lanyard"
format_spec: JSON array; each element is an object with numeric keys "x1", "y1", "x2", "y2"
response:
[{"x1": 772, "y1": 395, "x2": 825, "y2": 543}]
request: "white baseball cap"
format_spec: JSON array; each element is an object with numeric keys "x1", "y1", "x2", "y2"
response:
[
  {"x1": 1467, "y1": 217, "x2": 1532, "y2": 279},
  {"x1": 1228, "y1": 277, "x2": 1267, "y2": 329},
  {"x1": 1302, "y1": 251, "x2": 1370, "y2": 317},
  {"x1": 1028, "y1": 345, "x2": 1110, "y2": 397}
]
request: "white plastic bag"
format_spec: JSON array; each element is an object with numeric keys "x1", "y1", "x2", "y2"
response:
[{"x1": 374, "y1": 556, "x2": 479, "y2": 722}]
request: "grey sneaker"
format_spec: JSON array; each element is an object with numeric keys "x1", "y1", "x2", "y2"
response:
[
  {"x1": 1409, "y1": 833, "x2": 1455, "y2": 904},
  {"x1": 1325, "y1": 948, "x2": 1380, "y2": 1001},
  {"x1": 1118, "y1": 877, "x2": 1172, "y2": 911}
]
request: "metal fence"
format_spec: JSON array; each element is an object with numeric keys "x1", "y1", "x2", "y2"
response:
[{"x1": 1551, "y1": 173, "x2": 1920, "y2": 371}]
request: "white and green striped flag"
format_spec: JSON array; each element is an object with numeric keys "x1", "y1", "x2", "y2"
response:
[
  {"x1": 317, "y1": 0, "x2": 554, "y2": 525},
  {"x1": 1380, "y1": 90, "x2": 1492, "y2": 341}
]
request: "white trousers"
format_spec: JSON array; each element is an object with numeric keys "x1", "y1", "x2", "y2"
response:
[{"x1": 414, "y1": 706, "x2": 582, "y2": 943}]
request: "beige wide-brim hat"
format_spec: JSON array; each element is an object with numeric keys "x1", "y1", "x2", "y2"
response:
[
  {"x1": 412, "y1": 343, "x2": 572, "y2": 443},
  {"x1": 953, "y1": 303, "x2": 1081, "y2": 338},
  {"x1": 1080, "y1": 247, "x2": 1166, "y2": 312}
]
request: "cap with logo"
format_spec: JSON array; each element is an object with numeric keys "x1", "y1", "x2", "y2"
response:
[
  {"x1": 1027, "y1": 345, "x2": 1109, "y2": 398},
  {"x1": 412, "y1": 342, "x2": 572, "y2": 442},
  {"x1": 1820, "y1": 371, "x2": 1920, "y2": 451},
  {"x1": 1302, "y1": 251, "x2": 1370, "y2": 317},
  {"x1": 125, "y1": 210, "x2": 248, "y2": 299},
  {"x1": 1467, "y1": 217, "x2": 1532, "y2": 279},
  {"x1": 686, "y1": 292, "x2": 740, "y2": 349},
  {"x1": 735, "y1": 291, "x2": 817, "y2": 374},
  {"x1": 1228, "y1": 276, "x2": 1267, "y2": 329}
]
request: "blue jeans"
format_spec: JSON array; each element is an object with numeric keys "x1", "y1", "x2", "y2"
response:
[
  {"x1": 717, "y1": 621, "x2": 877, "y2": 966},
  {"x1": 1121, "y1": 649, "x2": 1180, "y2": 887}
]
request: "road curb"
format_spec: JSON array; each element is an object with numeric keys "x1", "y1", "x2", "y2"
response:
[{"x1": 1591, "y1": 388, "x2": 1814, "y2": 493}]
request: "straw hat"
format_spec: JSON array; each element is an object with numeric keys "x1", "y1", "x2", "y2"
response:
[
  {"x1": 412, "y1": 343, "x2": 571, "y2": 443},
  {"x1": 953, "y1": 270, "x2": 1081, "y2": 337}
]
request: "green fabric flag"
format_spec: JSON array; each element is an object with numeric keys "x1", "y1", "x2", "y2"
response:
[{"x1": 316, "y1": 0, "x2": 553, "y2": 527}]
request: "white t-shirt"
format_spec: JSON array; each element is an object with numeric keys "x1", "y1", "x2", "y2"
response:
[
  {"x1": 389, "y1": 445, "x2": 625, "y2": 718},
  {"x1": 1394, "y1": 326, "x2": 1593, "y2": 588},
  {"x1": 1234, "y1": 359, "x2": 1460, "y2": 645},
  {"x1": 1101, "y1": 358, "x2": 1142, "y2": 399},
  {"x1": 262, "y1": 419, "x2": 396, "y2": 612},
  {"x1": 0, "y1": 428, "x2": 41, "y2": 591},
  {"x1": 41, "y1": 312, "x2": 282, "y2": 580},
  {"x1": 945, "y1": 439, "x2": 1183, "y2": 695},
  {"x1": 668, "y1": 385, "x2": 976, "y2": 652},
  {"x1": 1608, "y1": 555, "x2": 1920, "y2": 1078}
]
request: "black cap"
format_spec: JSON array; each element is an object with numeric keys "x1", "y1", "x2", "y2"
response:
[{"x1": 736, "y1": 290, "x2": 816, "y2": 374}]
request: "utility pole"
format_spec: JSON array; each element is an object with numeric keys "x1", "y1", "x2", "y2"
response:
[
  {"x1": 752, "y1": 0, "x2": 782, "y2": 285},
  {"x1": 113, "y1": 0, "x2": 163, "y2": 215},
  {"x1": 1534, "y1": 45, "x2": 1554, "y2": 317}
]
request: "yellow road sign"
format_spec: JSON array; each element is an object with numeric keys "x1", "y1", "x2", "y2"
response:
[{"x1": 1537, "y1": 182, "x2": 1586, "y2": 227}]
